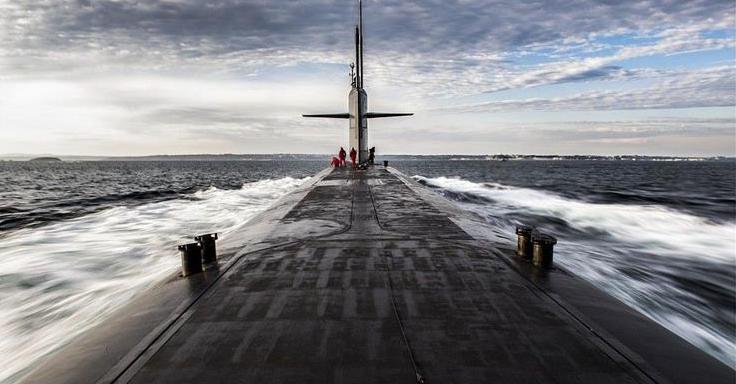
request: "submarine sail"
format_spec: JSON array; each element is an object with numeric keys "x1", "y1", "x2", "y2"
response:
[{"x1": 303, "y1": 0, "x2": 413, "y2": 163}]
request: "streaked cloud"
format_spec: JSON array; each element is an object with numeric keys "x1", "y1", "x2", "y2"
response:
[
  {"x1": 439, "y1": 66, "x2": 735, "y2": 112},
  {"x1": 0, "y1": 0, "x2": 734, "y2": 155}
]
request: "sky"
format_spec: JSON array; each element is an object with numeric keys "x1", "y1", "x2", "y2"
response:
[{"x1": 0, "y1": 0, "x2": 734, "y2": 156}]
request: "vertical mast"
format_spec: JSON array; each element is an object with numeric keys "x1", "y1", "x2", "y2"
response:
[
  {"x1": 354, "y1": 26, "x2": 361, "y2": 88},
  {"x1": 359, "y1": 0, "x2": 364, "y2": 88}
]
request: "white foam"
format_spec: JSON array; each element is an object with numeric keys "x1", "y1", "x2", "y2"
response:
[
  {"x1": 416, "y1": 176, "x2": 736, "y2": 264},
  {"x1": 0, "y1": 177, "x2": 307, "y2": 383},
  {"x1": 415, "y1": 175, "x2": 736, "y2": 368}
]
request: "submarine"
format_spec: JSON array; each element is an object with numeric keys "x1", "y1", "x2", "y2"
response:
[{"x1": 19, "y1": 1, "x2": 734, "y2": 383}]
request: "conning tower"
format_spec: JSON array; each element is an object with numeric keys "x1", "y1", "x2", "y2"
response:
[{"x1": 303, "y1": 0, "x2": 412, "y2": 163}]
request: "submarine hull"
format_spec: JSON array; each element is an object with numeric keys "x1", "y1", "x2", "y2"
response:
[{"x1": 20, "y1": 167, "x2": 735, "y2": 384}]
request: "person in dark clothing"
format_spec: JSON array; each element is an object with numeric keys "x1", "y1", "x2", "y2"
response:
[
  {"x1": 338, "y1": 147, "x2": 347, "y2": 167},
  {"x1": 368, "y1": 147, "x2": 375, "y2": 165},
  {"x1": 349, "y1": 147, "x2": 357, "y2": 168}
]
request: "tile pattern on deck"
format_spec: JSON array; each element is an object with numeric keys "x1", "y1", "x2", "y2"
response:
[{"x1": 129, "y1": 167, "x2": 645, "y2": 384}]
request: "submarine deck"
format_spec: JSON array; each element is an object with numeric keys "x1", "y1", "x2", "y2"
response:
[{"x1": 22, "y1": 166, "x2": 734, "y2": 384}]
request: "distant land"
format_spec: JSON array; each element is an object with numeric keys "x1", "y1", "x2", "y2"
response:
[
  {"x1": 1, "y1": 153, "x2": 733, "y2": 162},
  {"x1": 28, "y1": 157, "x2": 62, "y2": 162}
]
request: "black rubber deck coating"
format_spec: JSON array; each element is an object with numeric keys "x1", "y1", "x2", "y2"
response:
[{"x1": 21, "y1": 167, "x2": 735, "y2": 384}]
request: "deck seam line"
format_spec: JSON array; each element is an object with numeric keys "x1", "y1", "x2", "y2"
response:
[
  {"x1": 383, "y1": 168, "x2": 662, "y2": 383},
  {"x1": 100, "y1": 240, "x2": 306, "y2": 384},
  {"x1": 368, "y1": 180, "x2": 426, "y2": 384},
  {"x1": 445, "y1": 238, "x2": 665, "y2": 384},
  {"x1": 114, "y1": 310, "x2": 194, "y2": 384},
  {"x1": 102, "y1": 169, "x2": 356, "y2": 383},
  {"x1": 93, "y1": 167, "x2": 657, "y2": 384}
]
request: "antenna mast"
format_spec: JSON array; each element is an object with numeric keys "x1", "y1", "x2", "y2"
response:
[
  {"x1": 359, "y1": 0, "x2": 364, "y2": 88},
  {"x1": 354, "y1": 26, "x2": 360, "y2": 88}
]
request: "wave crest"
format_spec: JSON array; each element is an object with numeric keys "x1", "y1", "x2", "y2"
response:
[
  {"x1": 0, "y1": 177, "x2": 307, "y2": 383},
  {"x1": 414, "y1": 175, "x2": 736, "y2": 367}
]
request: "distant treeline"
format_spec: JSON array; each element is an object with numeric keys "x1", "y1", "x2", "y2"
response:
[{"x1": 1, "y1": 154, "x2": 733, "y2": 162}]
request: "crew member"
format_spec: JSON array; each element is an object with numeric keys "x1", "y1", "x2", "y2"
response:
[
  {"x1": 349, "y1": 147, "x2": 357, "y2": 168},
  {"x1": 368, "y1": 147, "x2": 375, "y2": 165},
  {"x1": 339, "y1": 147, "x2": 347, "y2": 167}
]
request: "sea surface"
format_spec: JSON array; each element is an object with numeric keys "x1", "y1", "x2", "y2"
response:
[{"x1": 0, "y1": 159, "x2": 734, "y2": 381}]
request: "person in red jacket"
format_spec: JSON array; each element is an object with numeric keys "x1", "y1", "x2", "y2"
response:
[
  {"x1": 349, "y1": 147, "x2": 357, "y2": 168},
  {"x1": 330, "y1": 156, "x2": 340, "y2": 167},
  {"x1": 338, "y1": 147, "x2": 347, "y2": 167}
]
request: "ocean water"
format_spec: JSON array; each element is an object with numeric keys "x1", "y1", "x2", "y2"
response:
[
  {"x1": 399, "y1": 159, "x2": 736, "y2": 369},
  {"x1": 0, "y1": 160, "x2": 322, "y2": 383},
  {"x1": 0, "y1": 159, "x2": 734, "y2": 381}
]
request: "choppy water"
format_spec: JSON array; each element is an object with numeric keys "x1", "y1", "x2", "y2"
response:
[
  {"x1": 399, "y1": 160, "x2": 736, "y2": 369},
  {"x1": 0, "y1": 159, "x2": 734, "y2": 381},
  {"x1": 0, "y1": 160, "x2": 321, "y2": 383}
]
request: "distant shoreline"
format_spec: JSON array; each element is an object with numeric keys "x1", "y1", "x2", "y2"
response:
[
  {"x1": 28, "y1": 157, "x2": 62, "y2": 162},
  {"x1": 1, "y1": 154, "x2": 733, "y2": 162}
]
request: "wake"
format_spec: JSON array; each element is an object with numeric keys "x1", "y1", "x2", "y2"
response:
[
  {"x1": 0, "y1": 177, "x2": 308, "y2": 383},
  {"x1": 415, "y1": 175, "x2": 736, "y2": 368}
]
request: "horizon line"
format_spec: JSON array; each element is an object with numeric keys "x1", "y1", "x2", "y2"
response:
[{"x1": 1, "y1": 153, "x2": 734, "y2": 159}]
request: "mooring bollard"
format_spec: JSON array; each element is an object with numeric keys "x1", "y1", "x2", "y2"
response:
[
  {"x1": 178, "y1": 242, "x2": 203, "y2": 277},
  {"x1": 195, "y1": 233, "x2": 218, "y2": 264},
  {"x1": 383, "y1": 160, "x2": 389, "y2": 167},
  {"x1": 515, "y1": 225, "x2": 533, "y2": 259},
  {"x1": 532, "y1": 233, "x2": 557, "y2": 268}
]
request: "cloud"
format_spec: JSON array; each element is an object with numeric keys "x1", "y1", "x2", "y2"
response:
[
  {"x1": 529, "y1": 118, "x2": 736, "y2": 141},
  {"x1": 0, "y1": 1, "x2": 734, "y2": 155},
  {"x1": 556, "y1": 66, "x2": 634, "y2": 83},
  {"x1": 438, "y1": 66, "x2": 736, "y2": 112},
  {"x1": 350, "y1": 116, "x2": 736, "y2": 156},
  {"x1": 1, "y1": 1, "x2": 733, "y2": 91}
]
